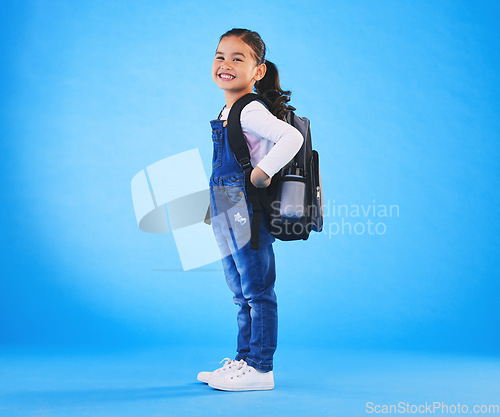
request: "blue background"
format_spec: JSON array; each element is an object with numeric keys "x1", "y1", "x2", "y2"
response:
[{"x1": 1, "y1": 0, "x2": 499, "y2": 358}]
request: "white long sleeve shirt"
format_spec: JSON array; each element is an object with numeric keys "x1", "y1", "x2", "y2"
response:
[{"x1": 219, "y1": 100, "x2": 304, "y2": 177}]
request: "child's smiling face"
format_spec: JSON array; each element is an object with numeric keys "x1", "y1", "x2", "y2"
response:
[{"x1": 212, "y1": 35, "x2": 266, "y2": 98}]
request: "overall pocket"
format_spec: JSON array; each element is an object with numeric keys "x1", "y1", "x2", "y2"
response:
[
  {"x1": 221, "y1": 177, "x2": 247, "y2": 206},
  {"x1": 224, "y1": 184, "x2": 246, "y2": 205},
  {"x1": 212, "y1": 130, "x2": 223, "y2": 169}
]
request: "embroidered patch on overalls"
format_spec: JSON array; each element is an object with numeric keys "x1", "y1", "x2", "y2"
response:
[{"x1": 234, "y1": 212, "x2": 247, "y2": 226}]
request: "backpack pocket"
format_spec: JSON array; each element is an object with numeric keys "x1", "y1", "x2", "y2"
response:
[{"x1": 309, "y1": 150, "x2": 323, "y2": 232}]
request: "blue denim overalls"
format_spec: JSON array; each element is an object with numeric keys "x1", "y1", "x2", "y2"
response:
[{"x1": 209, "y1": 115, "x2": 277, "y2": 372}]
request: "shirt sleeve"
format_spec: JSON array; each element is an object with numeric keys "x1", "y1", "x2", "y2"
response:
[{"x1": 240, "y1": 100, "x2": 304, "y2": 178}]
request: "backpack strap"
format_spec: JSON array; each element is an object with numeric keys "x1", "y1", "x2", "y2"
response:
[
  {"x1": 226, "y1": 93, "x2": 273, "y2": 250},
  {"x1": 227, "y1": 93, "x2": 273, "y2": 171}
]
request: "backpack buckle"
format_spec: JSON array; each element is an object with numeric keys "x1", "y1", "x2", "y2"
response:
[{"x1": 240, "y1": 157, "x2": 252, "y2": 172}]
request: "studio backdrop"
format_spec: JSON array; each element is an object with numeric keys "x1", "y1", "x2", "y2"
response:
[{"x1": 1, "y1": 0, "x2": 499, "y2": 355}]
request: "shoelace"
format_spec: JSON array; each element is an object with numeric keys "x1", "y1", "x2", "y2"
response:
[
  {"x1": 214, "y1": 358, "x2": 245, "y2": 374},
  {"x1": 230, "y1": 361, "x2": 253, "y2": 379}
]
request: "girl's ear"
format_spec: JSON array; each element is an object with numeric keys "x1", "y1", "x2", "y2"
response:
[{"x1": 254, "y1": 63, "x2": 267, "y2": 81}]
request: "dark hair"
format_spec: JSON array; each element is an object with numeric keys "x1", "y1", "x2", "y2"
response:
[{"x1": 219, "y1": 28, "x2": 296, "y2": 120}]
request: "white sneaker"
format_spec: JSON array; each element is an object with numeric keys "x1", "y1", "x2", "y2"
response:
[
  {"x1": 197, "y1": 358, "x2": 245, "y2": 383},
  {"x1": 208, "y1": 361, "x2": 274, "y2": 391}
]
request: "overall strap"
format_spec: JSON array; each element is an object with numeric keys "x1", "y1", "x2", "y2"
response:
[{"x1": 226, "y1": 93, "x2": 273, "y2": 250}]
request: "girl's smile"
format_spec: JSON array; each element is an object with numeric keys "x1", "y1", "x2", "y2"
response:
[{"x1": 218, "y1": 73, "x2": 236, "y2": 81}]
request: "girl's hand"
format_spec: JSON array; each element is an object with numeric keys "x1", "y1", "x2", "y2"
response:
[{"x1": 250, "y1": 166, "x2": 271, "y2": 188}]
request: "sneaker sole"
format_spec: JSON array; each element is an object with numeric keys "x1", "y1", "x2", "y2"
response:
[{"x1": 208, "y1": 380, "x2": 274, "y2": 391}]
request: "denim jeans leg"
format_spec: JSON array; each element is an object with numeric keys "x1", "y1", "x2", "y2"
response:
[
  {"x1": 221, "y1": 253, "x2": 251, "y2": 361},
  {"x1": 231, "y1": 242, "x2": 277, "y2": 372}
]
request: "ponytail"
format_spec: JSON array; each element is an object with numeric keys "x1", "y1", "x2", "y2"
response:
[{"x1": 255, "y1": 59, "x2": 296, "y2": 121}]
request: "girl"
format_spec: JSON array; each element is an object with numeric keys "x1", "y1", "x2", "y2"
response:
[{"x1": 197, "y1": 28, "x2": 303, "y2": 391}]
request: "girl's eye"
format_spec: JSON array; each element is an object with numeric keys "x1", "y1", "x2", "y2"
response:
[{"x1": 234, "y1": 58, "x2": 242, "y2": 62}]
